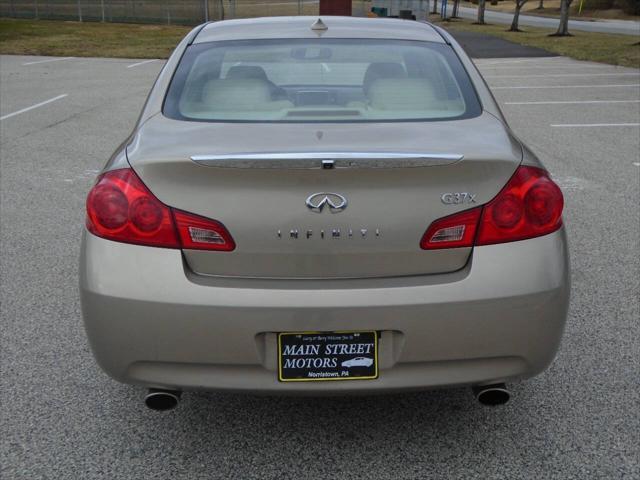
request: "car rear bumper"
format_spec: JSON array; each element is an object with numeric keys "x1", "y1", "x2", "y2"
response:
[{"x1": 80, "y1": 228, "x2": 570, "y2": 394}]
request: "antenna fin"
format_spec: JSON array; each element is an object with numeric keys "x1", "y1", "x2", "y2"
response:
[{"x1": 311, "y1": 18, "x2": 328, "y2": 32}]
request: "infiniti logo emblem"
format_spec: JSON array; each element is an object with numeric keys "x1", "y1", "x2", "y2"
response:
[{"x1": 305, "y1": 192, "x2": 348, "y2": 212}]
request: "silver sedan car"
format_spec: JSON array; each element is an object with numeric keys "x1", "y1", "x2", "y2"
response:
[{"x1": 80, "y1": 16, "x2": 569, "y2": 410}]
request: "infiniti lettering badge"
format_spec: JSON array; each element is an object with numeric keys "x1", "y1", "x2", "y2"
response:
[
  {"x1": 306, "y1": 192, "x2": 348, "y2": 212},
  {"x1": 277, "y1": 192, "x2": 379, "y2": 239}
]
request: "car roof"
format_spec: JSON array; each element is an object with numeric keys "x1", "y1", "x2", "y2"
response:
[{"x1": 194, "y1": 16, "x2": 446, "y2": 44}]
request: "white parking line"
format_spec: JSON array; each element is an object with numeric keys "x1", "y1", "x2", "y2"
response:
[
  {"x1": 0, "y1": 94, "x2": 68, "y2": 121},
  {"x1": 552, "y1": 175, "x2": 593, "y2": 191},
  {"x1": 492, "y1": 84, "x2": 640, "y2": 90},
  {"x1": 479, "y1": 64, "x2": 612, "y2": 70},
  {"x1": 505, "y1": 100, "x2": 640, "y2": 105},
  {"x1": 126, "y1": 59, "x2": 158, "y2": 69},
  {"x1": 486, "y1": 73, "x2": 640, "y2": 78},
  {"x1": 22, "y1": 57, "x2": 73, "y2": 66},
  {"x1": 476, "y1": 58, "x2": 562, "y2": 66},
  {"x1": 551, "y1": 123, "x2": 640, "y2": 128}
]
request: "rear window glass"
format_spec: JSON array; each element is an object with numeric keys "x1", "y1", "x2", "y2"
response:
[{"x1": 163, "y1": 39, "x2": 481, "y2": 123}]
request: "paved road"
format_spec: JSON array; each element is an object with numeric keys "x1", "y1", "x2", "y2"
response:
[
  {"x1": 446, "y1": 29, "x2": 557, "y2": 57},
  {"x1": 1, "y1": 54, "x2": 639, "y2": 479},
  {"x1": 458, "y1": 5, "x2": 640, "y2": 35}
]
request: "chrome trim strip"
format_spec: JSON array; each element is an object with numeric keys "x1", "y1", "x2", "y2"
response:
[{"x1": 190, "y1": 152, "x2": 464, "y2": 169}]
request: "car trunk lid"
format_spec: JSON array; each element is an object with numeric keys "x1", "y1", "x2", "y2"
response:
[{"x1": 127, "y1": 113, "x2": 521, "y2": 279}]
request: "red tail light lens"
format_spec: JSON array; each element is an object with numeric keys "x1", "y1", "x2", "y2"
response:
[
  {"x1": 86, "y1": 169, "x2": 235, "y2": 251},
  {"x1": 421, "y1": 166, "x2": 563, "y2": 249},
  {"x1": 420, "y1": 207, "x2": 482, "y2": 249},
  {"x1": 86, "y1": 169, "x2": 179, "y2": 248},
  {"x1": 476, "y1": 166, "x2": 563, "y2": 245}
]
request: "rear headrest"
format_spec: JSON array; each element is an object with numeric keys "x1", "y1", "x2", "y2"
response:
[
  {"x1": 363, "y1": 62, "x2": 407, "y2": 96},
  {"x1": 202, "y1": 78, "x2": 272, "y2": 109},
  {"x1": 226, "y1": 65, "x2": 270, "y2": 81},
  {"x1": 367, "y1": 78, "x2": 438, "y2": 110}
]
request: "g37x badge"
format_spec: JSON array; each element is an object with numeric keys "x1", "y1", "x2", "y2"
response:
[{"x1": 441, "y1": 192, "x2": 477, "y2": 205}]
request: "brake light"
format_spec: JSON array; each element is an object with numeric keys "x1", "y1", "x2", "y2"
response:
[
  {"x1": 420, "y1": 166, "x2": 563, "y2": 249},
  {"x1": 476, "y1": 166, "x2": 563, "y2": 245},
  {"x1": 86, "y1": 168, "x2": 235, "y2": 251},
  {"x1": 86, "y1": 169, "x2": 178, "y2": 247}
]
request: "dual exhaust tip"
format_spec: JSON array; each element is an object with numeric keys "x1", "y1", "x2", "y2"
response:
[
  {"x1": 144, "y1": 389, "x2": 181, "y2": 411},
  {"x1": 472, "y1": 383, "x2": 511, "y2": 406},
  {"x1": 143, "y1": 384, "x2": 510, "y2": 410}
]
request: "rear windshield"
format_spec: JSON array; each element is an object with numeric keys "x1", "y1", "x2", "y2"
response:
[{"x1": 163, "y1": 39, "x2": 481, "y2": 123}]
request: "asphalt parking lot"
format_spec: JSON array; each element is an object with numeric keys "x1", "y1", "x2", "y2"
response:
[{"x1": 1, "y1": 53, "x2": 639, "y2": 479}]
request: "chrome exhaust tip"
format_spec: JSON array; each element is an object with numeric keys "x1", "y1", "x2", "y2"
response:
[
  {"x1": 472, "y1": 383, "x2": 510, "y2": 406},
  {"x1": 144, "y1": 389, "x2": 181, "y2": 411}
]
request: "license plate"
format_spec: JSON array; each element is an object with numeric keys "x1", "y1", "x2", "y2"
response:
[{"x1": 278, "y1": 331, "x2": 378, "y2": 382}]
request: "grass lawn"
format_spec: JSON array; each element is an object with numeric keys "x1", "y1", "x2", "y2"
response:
[
  {"x1": 433, "y1": 16, "x2": 640, "y2": 67},
  {"x1": 0, "y1": 18, "x2": 190, "y2": 58},
  {"x1": 0, "y1": 16, "x2": 638, "y2": 68},
  {"x1": 459, "y1": 0, "x2": 640, "y2": 21}
]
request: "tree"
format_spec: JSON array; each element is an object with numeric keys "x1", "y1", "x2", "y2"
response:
[
  {"x1": 509, "y1": 0, "x2": 529, "y2": 31},
  {"x1": 551, "y1": 0, "x2": 574, "y2": 36},
  {"x1": 536, "y1": 0, "x2": 544, "y2": 9},
  {"x1": 452, "y1": 0, "x2": 461, "y2": 18},
  {"x1": 431, "y1": 0, "x2": 439, "y2": 15},
  {"x1": 476, "y1": 0, "x2": 487, "y2": 24}
]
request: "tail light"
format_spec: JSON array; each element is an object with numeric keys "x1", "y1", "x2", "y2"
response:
[
  {"x1": 476, "y1": 166, "x2": 563, "y2": 245},
  {"x1": 172, "y1": 209, "x2": 235, "y2": 251},
  {"x1": 86, "y1": 168, "x2": 235, "y2": 251},
  {"x1": 421, "y1": 166, "x2": 563, "y2": 249},
  {"x1": 420, "y1": 207, "x2": 482, "y2": 250}
]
